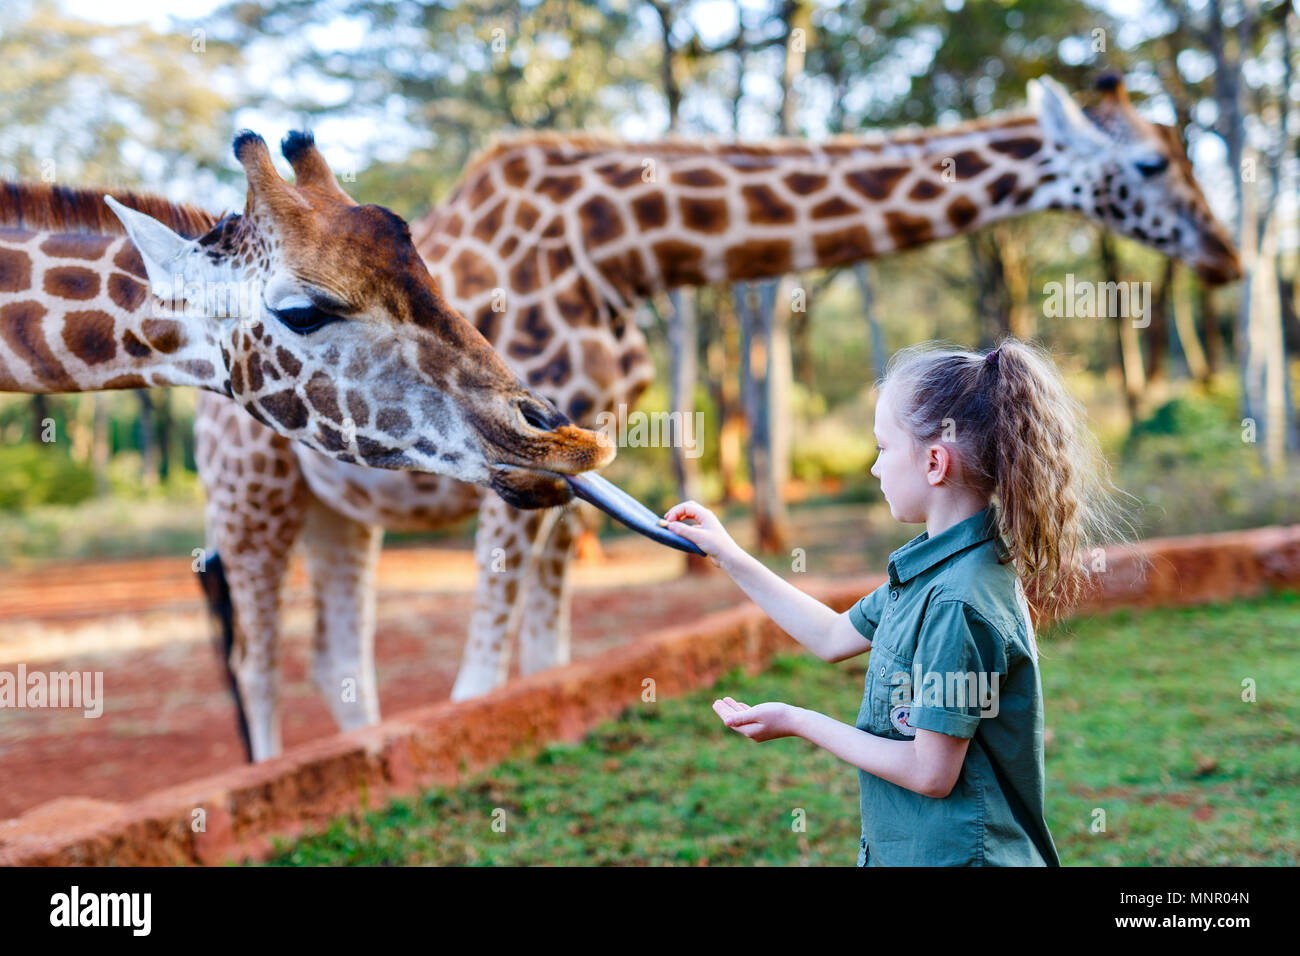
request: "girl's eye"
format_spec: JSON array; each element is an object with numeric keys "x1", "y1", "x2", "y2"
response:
[{"x1": 269, "y1": 304, "x2": 343, "y2": 335}]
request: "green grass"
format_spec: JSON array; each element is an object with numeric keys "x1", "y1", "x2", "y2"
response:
[{"x1": 259, "y1": 589, "x2": 1300, "y2": 866}]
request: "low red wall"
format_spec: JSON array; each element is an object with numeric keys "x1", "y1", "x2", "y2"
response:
[{"x1": 3, "y1": 523, "x2": 1297, "y2": 866}]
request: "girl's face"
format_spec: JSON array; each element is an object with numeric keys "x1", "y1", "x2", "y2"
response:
[{"x1": 870, "y1": 386, "x2": 931, "y2": 524}]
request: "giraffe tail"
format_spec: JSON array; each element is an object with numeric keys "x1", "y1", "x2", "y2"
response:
[{"x1": 196, "y1": 551, "x2": 254, "y2": 763}]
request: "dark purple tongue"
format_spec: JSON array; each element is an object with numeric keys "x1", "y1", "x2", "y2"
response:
[{"x1": 564, "y1": 472, "x2": 705, "y2": 556}]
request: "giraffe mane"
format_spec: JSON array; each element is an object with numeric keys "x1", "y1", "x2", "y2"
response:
[
  {"x1": 459, "y1": 108, "x2": 1041, "y2": 177},
  {"x1": 0, "y1": 180, "x2": 225, "y2": 240}
]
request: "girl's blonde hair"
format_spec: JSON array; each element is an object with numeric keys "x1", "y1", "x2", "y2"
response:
[{"x1": 875, "y1": 335, "x2": 1144, "y2": 622}]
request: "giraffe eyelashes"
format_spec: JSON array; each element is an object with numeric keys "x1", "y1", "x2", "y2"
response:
[
  {"x1": 1134, "y1": 156, "x2": 1169, "y2": 178},
  {"x1": 268, "y1": 303, "x2": 344, "y2": 334}
]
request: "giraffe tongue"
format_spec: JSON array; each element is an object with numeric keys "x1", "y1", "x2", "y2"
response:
[{"x1": 563, "y1": 472, "x2": 705, "y2": 556}]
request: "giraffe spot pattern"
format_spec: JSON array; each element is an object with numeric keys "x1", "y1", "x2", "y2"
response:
[
  {"x1": 884, "y1": 211, "x2": 934, "y2": 248},
  {"x1": 471, "y1": 199, "x2": 507, "y2": 243},
  {"x1": 741, "y1": 184, "x2": 796, "y2": 224},
  {"x1": 142, "y1": 318, "x2": 183, "y2": 353},
  {"x1": 376, "y1": 406, "x2": 412, "y2": 438},
  {"x1": 305, "y1": 370, "x2": 344, "y2": 424},
  {"x1": 672, "y1": 167, "x2": 726, "y2": 188},
  {"x1": 578, "y1": 195, "x2": 624, "y2": 246},
  {"x1": 0, "y1": 248, "x2": 32, "y2": 292},
  {"x1": 122, "y1": 330, "x2": 152, "y2": 357},
  {"x1": 0, "y1": 300, "x2": 74, "y2": 388},
  {"x1": 784, "y1": 172, "x2": 828, "y2": 195},
  {"x1": 811, "y1": 196, "x2": 856, "y2": 218},
  {"x1": 846, "y1": 166, "x2": 910, "y2": 201},
  {"x1": 726, "y1": 239, "x2": 792, "y2": 279},
  {"x1": 652, "y1": 239, "x2": 707, "y2": 286},
  {"x1": 907, "y1": 180, "x2": 943, "y2": 201},
  {"x1": 39, "y1": 234, "x2": 113, "y2": 260},
  {"x1": 108, "y1": 273, "x2": 147, "y2": 311},
  {"x1": 947, "y1": 196, "x2": 979, "y2": 230},
  {"x1": 989, "y1": 137, "x2": 1043, "y2": 159},
  {"x1": 259, "y1": 389, "x2": 309, "y2": 430},
  {"x1": 62, "y1": 309, "x2": 116, "y2": 364},
  {"x1": 987, "y1": 173, "x2": 1018, "y2": 205},
  {"x1": 42, "y1": 265, "x2": 100, "y2": 300},
  {"x1": 678, "y1": 196, "x2": 729, "y2": 234},
  {"x1": 276, "y1": 347, "x2": 302, "y2": 378},
  {"x1": 631, "y1": 193, "x2": 667, "y2": 229},
  {"x1": 813, "y1": 225, "x2": 873, "y2": 265}
]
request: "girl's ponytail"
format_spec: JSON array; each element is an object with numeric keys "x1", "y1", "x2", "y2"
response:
[{"x1": 877, "y1": 336, "x2": 1141, "y2": 622}]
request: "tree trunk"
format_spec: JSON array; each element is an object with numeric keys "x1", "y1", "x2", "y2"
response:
[
  {"x1": 853, "y1": 263, "x2": 888, "y2": 383},
  {"x1": 1170, "y1": 264, "x2": 1210, "y2": 384},
  {"x1": 710, "y1": 290, "x2": 744, "y2": 504},
  {"x1": 156, "y1": 389, "x2": 174, "y2": 483},
  {"x1": 967, "y1": 232, "x2": 1011, "y2": 348},
  {"x1": 1200, "y1": 283, "x2": 1222, "y2": 375},
  {"x1": 735, "y1": 282, "x2": 787, "y2": 553},
  {"x1": 136, "y1": 390, "x2": 158, "y2": 487},
  {"x1": 1099, "y1": 232, "x2": 1145, "y2": 422},
  {"x1": 30, "y1": 395, "x2": 49, "y2": 444},
  {"x1": 1145, "y1": 258, "x2": 1173, "y2": 383},
  {"x1": 667, "y1": 287, "x2": 710, "y2": 573},
  {"x1": 92, "y1": 394, "x2": 109, "y2": 498}
]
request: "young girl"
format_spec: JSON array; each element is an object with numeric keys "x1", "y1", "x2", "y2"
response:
[{"x1": 662, "y1": 336, "x2": 1134, "y2": 866}]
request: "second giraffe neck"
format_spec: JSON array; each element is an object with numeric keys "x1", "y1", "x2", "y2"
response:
[{"x1": 435, "y1": 111, "x2": 1065, "y2": 298}]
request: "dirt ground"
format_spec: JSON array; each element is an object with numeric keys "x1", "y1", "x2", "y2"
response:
[{"x1": 0, "y1": 502, "x2": 898, "y2": 821}]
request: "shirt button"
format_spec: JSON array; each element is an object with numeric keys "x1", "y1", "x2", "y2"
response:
[
  {"x1": 890, "y1": 590, "x2": 898, "y2": 600},
  {"x1": 879, "y1": 666, "x2": 885, "y2": 676}
]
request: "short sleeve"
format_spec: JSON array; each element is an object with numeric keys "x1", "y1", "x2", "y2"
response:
[
  {"x1": 907, "y1": 600, "x2": 1008, "y2": 739},
  {"x1": 847, "y1": 581, "x2": 891, "y2": 641}
]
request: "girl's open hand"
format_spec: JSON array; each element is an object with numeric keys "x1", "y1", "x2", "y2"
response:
[
  {"x1": 661, "y1": 500, "x2": 737, "y2": 568},
  {"x1": 713, "y1": 696, "x2": 802, "y2": 742}
]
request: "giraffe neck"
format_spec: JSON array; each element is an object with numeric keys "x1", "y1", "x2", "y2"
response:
[
  {"x1": 622, "y1": 111, "x2": 1060, "y2": 289},
  {"x1": 0, "y1": 227, "x2": 227, "y2": 393}
]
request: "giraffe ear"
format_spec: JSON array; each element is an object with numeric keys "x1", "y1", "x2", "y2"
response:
[
  {"x1": 104, "y1": 195, "x2": 198, "y2": 294},
  {"x1": 1028, "y1": 76, "x2": 1108, "y2": 151}
]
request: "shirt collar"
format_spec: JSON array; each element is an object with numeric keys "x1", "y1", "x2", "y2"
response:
[{"x1": 887, "y1": 504, "x2": 1008, "y2": 587}]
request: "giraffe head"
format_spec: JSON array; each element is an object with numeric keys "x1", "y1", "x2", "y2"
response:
[
  {"x1": 1030, "y1": 73, "x2": 1241, "y2": 284},
  {"x1": 106, "y1": 130, "x2": 615, "y2": 508}
]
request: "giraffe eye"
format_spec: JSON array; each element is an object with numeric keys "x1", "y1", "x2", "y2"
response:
[
  {"x1": 1135, "y1": 156, "x2": 1169, "y2": 178},
  {"x1": 269, "y1": 304, "x2": 343, "y2": 334}
]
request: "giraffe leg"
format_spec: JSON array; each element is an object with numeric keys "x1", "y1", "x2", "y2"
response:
[
  {"x1": 301, "y1": 497, "x2": 384, "y2": 732},
  {"x1": 195, "y1": 392, "x2": 308, "y2": 762},
  {"x1": 517, "y1": 506, "x2": 577, "y2": 675},
  {"x1": 450, "y1": 496, "x2": 546, "y2": 700}
]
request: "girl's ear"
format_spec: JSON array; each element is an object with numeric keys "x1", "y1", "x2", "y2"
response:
[{"x1": 925, "y1": 443, "x2": 952, "y2": 486}]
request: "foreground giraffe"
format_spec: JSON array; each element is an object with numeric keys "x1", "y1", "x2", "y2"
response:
[
  {"x1": 0, "y1": 128, "x2": 686, "y2": 758},
  {"x1": 196, "y1": 75, "x2": 1240, "y2": 760}
]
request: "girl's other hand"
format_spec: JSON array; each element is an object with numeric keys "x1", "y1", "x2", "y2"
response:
[
  {"x1": 661, "y1": 500, "x2": 738, "y2": 568},
  {"x1": 712, "y1": 696, "x2": 802, "y2": 742}
]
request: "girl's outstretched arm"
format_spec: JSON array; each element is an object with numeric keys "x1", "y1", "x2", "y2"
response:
[
  {"x1": 663, "y1": 500, "x2": 874, "y2": 662},
  {"x1": 714, "y1": 697, "x2": 971, "y2": 798}
]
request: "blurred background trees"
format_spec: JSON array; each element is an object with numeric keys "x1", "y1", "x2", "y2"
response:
[{"x1": 1, "y1": 0, "x2": 1296, "y2": 565}]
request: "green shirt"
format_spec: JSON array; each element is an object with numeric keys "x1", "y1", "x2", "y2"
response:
[{"x1": 848, "y1": 504, "x2": 1061, "y2": 867}]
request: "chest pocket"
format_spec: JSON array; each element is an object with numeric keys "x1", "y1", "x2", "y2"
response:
[{"x1": 867, "y1": 644, "x2": 915, "y2": 739}]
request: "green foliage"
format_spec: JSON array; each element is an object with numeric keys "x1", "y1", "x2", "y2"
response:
[
  {"x1": 1113, "y1": 378, "x2": 1299, "y2": 536},
  {"x1": 1121, "y1": 384, "x2": 1243, "y2": 468},
  {"x1": 0, "y1": 444, "x2": 94, "y2": 511}
]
